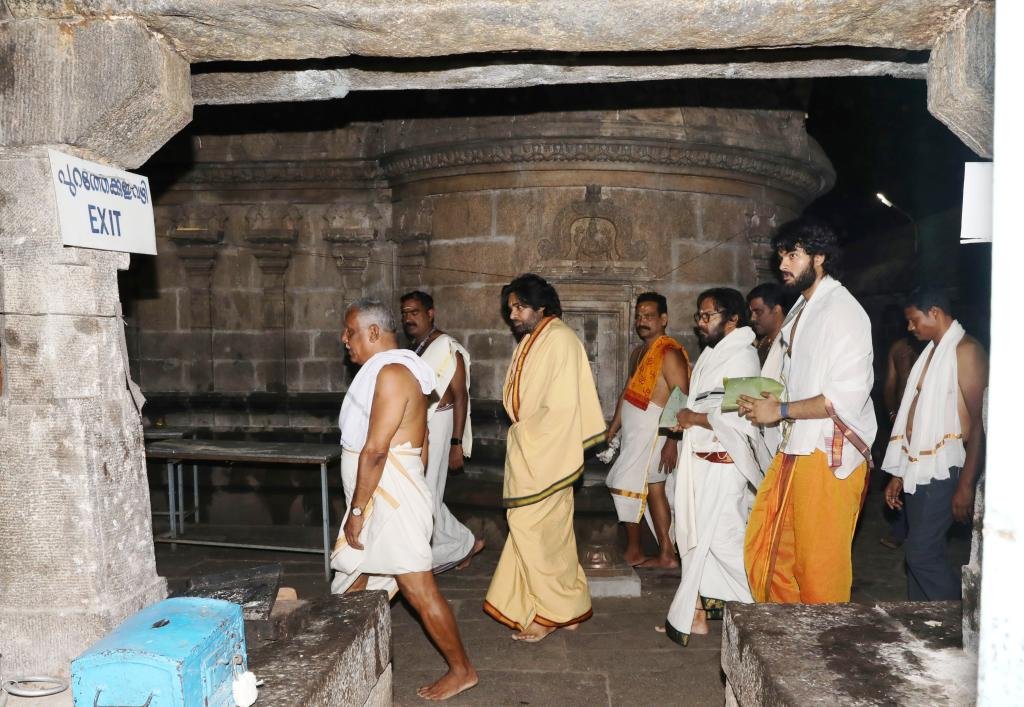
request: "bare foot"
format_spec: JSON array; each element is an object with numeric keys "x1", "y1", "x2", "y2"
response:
[
  {"x1": 623, "y1": 550, "x2": 650, "y2": 567},
  {"x1": 636, "y1": 555, "x2": 680, "y2": 569},
  {"x1": 456, "y1": 538, "x2": 486, "y2": 570},
  {"x1": 512, "y1": 621, "x2": 556, "y2": 643},
  {"x1": 690, "y1": 609, "x2": 709, "y2": 636},
  {"x1": 417, "y1": 667, "x2": 479, "y2": 701}
]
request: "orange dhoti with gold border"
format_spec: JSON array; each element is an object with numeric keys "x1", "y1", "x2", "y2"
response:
[{"x1": 744, "y1": 449, "x2": 867, "y2": 603}]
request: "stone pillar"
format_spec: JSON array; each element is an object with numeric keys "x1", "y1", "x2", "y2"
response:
[
  {"x1": 244, "y1": 206, "x2": 301, "y2": 392},
  {"x1": 0, "y1": 18, "x2": 191, "y2": 676},
  {"x1": 168, "y1": 206, "x2": 225, "y2": 393}
]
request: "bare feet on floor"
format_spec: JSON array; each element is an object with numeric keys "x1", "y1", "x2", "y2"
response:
[
  {"x1": 636, "y1": 555, "x2": 680, "y2": 569},
  {"x1": 511, "y1": 621, "x2": 557, "y2": 643},
  {"x1": 456, "y1": 538, "x2": 486, "y2": 570},
  {"x1": 417, "y1": 667, "x2": 479, "y2": 701},
  {"x1": 690, "y1": 608, "x2": 709, "y2": 636},
  {"x1": 623, "y1": 550, "x2": 650, "y2": 567}
]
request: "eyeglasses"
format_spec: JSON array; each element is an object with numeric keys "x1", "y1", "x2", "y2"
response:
[{"x1": 693, "y1": 310, "x2": 725, "y2": 324}]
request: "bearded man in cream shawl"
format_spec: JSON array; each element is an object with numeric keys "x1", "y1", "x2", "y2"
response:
[
  {"x1": 664, "y1": 288, "x2": 762, "y2": 647},
  {"x1": 883, "y1": 286, "x2": 988, "y2": 600}
]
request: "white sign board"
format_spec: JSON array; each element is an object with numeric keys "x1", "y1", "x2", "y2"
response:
[
  {"x1": 961, "y1": 161, "x2": 993, "y2": 244},
  {"x1": 47, "y1": 149, "x2": 157, "y2": 255}
]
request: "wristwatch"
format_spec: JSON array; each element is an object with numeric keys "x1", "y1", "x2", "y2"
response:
[
  {"x1": 350, "y1": 505, "x2": 363, "y2": 517},
  {"x1": 450, "y1": 438, "x2": 462, "y2": 446}
]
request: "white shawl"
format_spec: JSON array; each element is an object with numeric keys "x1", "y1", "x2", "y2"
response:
[
  {"x1": 420, "y1": 333, "x2": 474, "y2": 458},
  {"x1": 339, "y1": 349, "x2": 436, "y2": 451},
  {"x1": 675, "y1": 326, "x2": 762, "y2": 552},
  {"x1": 779, "y1": 277, "x2": 876, "y2": 479},
  {"x1": 882, "y1": 321, "x2": 966, "y2": 493}
]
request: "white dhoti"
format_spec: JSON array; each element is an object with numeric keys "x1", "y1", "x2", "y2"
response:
[
  {"x1": 665, "y1": 453, "x2": 754, "y2": 636},
  {"x1": 330, "y1": 444, "x2": 434, "y2": 596},
  {"x1": 427, "y1": 407, "x2": 476, "y2": 572},
  {"x1": 605, "y1": 401, "x2": 669, "y2": 530}
]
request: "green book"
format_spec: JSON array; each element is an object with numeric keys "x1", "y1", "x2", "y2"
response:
[
  {"x1": 658, "y1": 387, "x2": 689, "y2": 427},
  {"x1": 721, "y1": 376, "x2": 784, "y2": 413}
]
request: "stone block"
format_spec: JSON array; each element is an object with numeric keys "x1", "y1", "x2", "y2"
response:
[
  {"x1": 927, "y1": 2, "x2": 994, "y2": 158},
  {"x1": 213, "y1": 359, "x2": 258, "y2": 391},
  {"x1": 302, "y1": 359, "x2": 344, "y2": 392},
  {"x1": 312, "y1": 330, "x2": 343, "y2": 358},
  {"x1": 430, "y1": 282, "x2": 507, "y2": 331},
  {"x1": 467, "y1": 330, "x2": 516, "y2": 362},
  {"x1": 667, "y1": 240, "x2": 738, "y2": 288},
  {"x1": 211, "y1": 289, "x2": 259, "y2": 330},
  {"x1": 722, "y1": 601, "x2": 976, "y2": 706},
  {"x1": 138, "y1": 330, "x2": 196, "y2": 363},
  {"x1": 430, "y1": 191, "x2": 494, "y2": 239},
  {"x1": 213, "y1": 331, "x2": 274, "y2": 360},
  {"x1": 133, "y1": 290, "x2": 183, "y2": 332},
  {"x1": 426, "y1": 238, "x2": 518, "y2": 287},
  {"x1": 292, "y1": 290, "x2": 346, "y2": 330},
  {"x1": 139, "y1": 357, "x2": 186, "y2": 392},
  {"x1": 700, "y1": 194, "x2": 754, "y2": 242},
  {"x1": 249, "y1": 592, "x2": 390, "y2": 707},
  {"x1": 2, "y1": 261, "x2": 122, "y2": 317},
  {"x1": 286, "y1": 331, "x2": 314, "y2": 359},
  {"x1": 1, "y1": 18, "x2": 192, "y2": 168}
]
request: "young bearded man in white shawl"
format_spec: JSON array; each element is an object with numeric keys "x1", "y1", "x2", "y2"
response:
[
  {"x1": 883, "y1": 287, "x2": 988, "y2": 600},
  {"x1": 664, "y1": 288, "x2": 763, "y2": 647},
  {"x1": 400, "y1": 291, "x2": 485, "y2": 574},
  {"x1": 331, "y1": 298, "x2": 477, "y2": 701}
]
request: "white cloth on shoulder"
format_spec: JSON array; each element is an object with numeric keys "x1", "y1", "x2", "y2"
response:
[
  {"x1": 754, "y1": 336, "x2": 786, "y2": 472},
  {"x1": 882, "y1": 320, "x2": 966, "y2": 493},
  {"x1": 420, "y1": 334, "x2": 474, "y2": 457},
  {"x1": 338, "y1": 349, "x2": 436, "y2": 451},
  {"x1": 330, "y1": 444, "x2": 434, "y2": 597}
]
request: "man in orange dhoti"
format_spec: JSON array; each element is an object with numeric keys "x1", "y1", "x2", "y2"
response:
[
  {"x1": 739, "y1": 218, "x2": 876, "y2": 603},
  {"x1": 484, "y1": 274, "x2": 606, "y2": 642}
]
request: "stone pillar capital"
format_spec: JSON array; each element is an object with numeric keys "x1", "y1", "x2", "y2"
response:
[
  {"x1": 0, "y1": 18, "x2": 192, "y2": 167},
  {"x1": 324, "y1": 228, "x2": 375, "y2": 276}
]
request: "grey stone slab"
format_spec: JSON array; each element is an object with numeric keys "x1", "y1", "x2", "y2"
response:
[
  {"x1": 393, "y1": 669, "x2": 608, "y2": 707},
  {"x1": 8, "y1": 1, "x2": 973, "y2": 62},
  {"x1": 722, "y1": 601, "x2": 976, "y2": 706}
]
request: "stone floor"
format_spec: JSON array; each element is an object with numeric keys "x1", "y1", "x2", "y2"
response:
[{"x1": 138, "y1": 482, "x2": 971, "y2": 706}]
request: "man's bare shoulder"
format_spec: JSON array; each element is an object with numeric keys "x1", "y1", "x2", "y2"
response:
[
  {"x1": 956, "y1": 334, "x2": 988, "y2": 368},
  {"x1": 377, "y1": 362, "x2": 419, "y2": 392}
]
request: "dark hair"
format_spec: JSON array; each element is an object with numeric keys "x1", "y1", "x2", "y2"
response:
[
  {"x1": 747, "y1": 282, "x2": 793, "y2": 314},
  {"x1": 636, "y1": 291, "x2": 667, "y2": 315},
  {"x1": 400, "y1": 290, "x2": 434, "y2": 310},
  {"x1": 697, "y1": 287, "x2": 750, "y2": 328},
  {"x1": 905, "y1": 286, "x2": 952, "y2": 316},
  {"x1": 501, "y1": 273, "x2": 562, "y2": 322},
  {"x1": 771, "y1": 216, "x2": 844, "y2": 279}
]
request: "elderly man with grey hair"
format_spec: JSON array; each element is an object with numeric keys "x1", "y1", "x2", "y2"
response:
[{"x1": 331, "y1": 297, "x2": 478, "y2": 701}]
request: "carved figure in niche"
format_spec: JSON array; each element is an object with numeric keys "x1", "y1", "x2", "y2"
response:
[{"x1": 539, "y1": 185, "x2": 647, "y2": 278}]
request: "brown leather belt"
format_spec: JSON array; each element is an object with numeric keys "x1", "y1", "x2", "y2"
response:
[{"x1": 694, "y1": 451, "x2": 733, "y2": 464}]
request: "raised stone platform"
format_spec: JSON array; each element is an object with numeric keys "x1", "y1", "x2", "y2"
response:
[
  {"x1": 722, "y1": 601, "x2": 976, "y2": 706},
  {"x1": 249, "y1": 591, "x2": 391, "y2": 706}
]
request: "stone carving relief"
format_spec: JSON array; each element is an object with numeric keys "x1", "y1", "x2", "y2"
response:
[
  {"x1": 163, "y1": 204, "x2": 227, "y2": 246},
  {"x1": 539, "y1": 185, "x2": 647, "y2": 280}
]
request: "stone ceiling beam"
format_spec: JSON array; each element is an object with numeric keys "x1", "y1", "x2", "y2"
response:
[
  {"x1": 192, "y1": 57, "x2": 927, "y2": 106},
  {"x1": 5, "y1": 0, "x2": 983, "y2": 63}
]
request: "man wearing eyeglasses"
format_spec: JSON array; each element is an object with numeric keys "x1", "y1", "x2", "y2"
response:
[
  {"x1": 663, "y1": 288, "x2": 762, "y2": 646},
  {"x1": 739, "y1": 217, "x2": 876, "y2": 605}
]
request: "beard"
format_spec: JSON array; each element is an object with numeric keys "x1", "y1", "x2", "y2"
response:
[
  {"x1": 697, "y1": 323, "x2": 725, "y2": 348},
  {"x1": 782, "y1": 263, "x2": 816, "y2": 295}
]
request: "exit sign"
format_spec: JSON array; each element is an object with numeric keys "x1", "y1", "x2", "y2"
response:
[{"x1": 47, "y1": 149, "x2": 157, "y2": 255}]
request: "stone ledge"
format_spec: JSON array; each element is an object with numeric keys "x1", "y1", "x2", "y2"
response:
[
  {"x1": 248, "y1": 591, "x2": 391, "y2": 706},
  {"x1": 722, "y1": 601, "x2": 976, "y2": 706}
]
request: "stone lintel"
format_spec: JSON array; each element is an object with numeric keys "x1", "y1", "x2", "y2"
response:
[
  {"x1": 926, "y1": 2, "x2": 994, "y2": 158},
  {"x1": 0, "y1": 17, "x2": 192, "y2": 168},
  {"x1": 722, "y1": 601, "x2": 977, "y2": 706},
  {"x1": 7, "y1": 0, "x2": 975, "y2": 62},
  {"x1": 192, "y1": 56, "x2": 927, "y2": 105}
]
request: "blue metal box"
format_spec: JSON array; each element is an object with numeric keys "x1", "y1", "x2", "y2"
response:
[{"x1": 71, "y1": 597, "x2": 247, "y2": 707}]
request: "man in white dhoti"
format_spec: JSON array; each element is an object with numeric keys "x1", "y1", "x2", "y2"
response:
[
  {"x1": 605, "y1": 292, "x2": 690, "y2": 568},
  {"x1": 331, "y1": 297, "x2": 477, "y2": 701},
  {"x1": 883, "y1": 287, "x2": 987, "y2": 600},
  {"x1": 665, "y1": 288, "x2": 762, "y2": 647},
  {"x1": 400, "y1": 291, "x2": 485, "y2": 573}
]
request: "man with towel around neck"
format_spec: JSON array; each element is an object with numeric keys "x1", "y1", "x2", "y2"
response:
[
  {"x1": 605, "y1": 291, "x2": 690, "y2": 569},
  {"x1": 331, "y1": 297, "x2": 477, "y2": 701},
  {"x1": 664, "y1": 288, "x2": 762, "y2": 646},
  {"x1": 883, "y1": 286, "x2": 987, "y2": 600},
  {"x1": 400, "y1": 290, "x2": 485, "y2": 574},
  {"x1": 484, "y1": 274, "x2": 606, "y2": 643}
]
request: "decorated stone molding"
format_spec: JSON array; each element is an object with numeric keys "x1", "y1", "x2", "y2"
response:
[
  {"x1": 380, "y1": 138, "x2": 835, "y2": 201},
  {"x1": 538, "y1": 185, "x2": 648, "y2": 280},
  {"x1": 164, "y1": 205, "x2": 228, "y2": 246},
  {"x1": 166, "y1": 160, "x2": 379, "y2": 187},
  {"x1": 244, "y1": 204, "x2": 304, "y2": 244}
]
